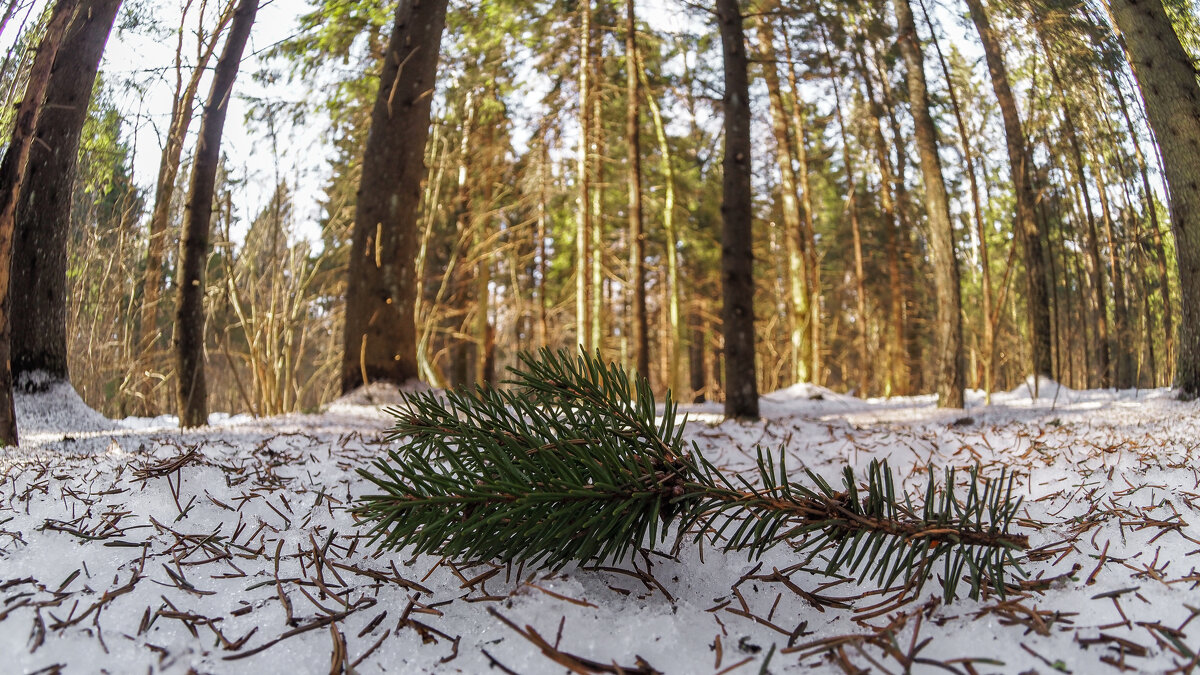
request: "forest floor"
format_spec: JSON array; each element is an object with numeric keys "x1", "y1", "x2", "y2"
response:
[{"x1": 1, "y1": 377, "x2": 1198, "y2": 674}]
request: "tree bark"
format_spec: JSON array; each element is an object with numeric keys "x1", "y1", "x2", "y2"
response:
[
  {"x1": 575, "y1": 0, "x2": 592, "y2": 351},
  {"x1": 755, "y1": 13, "x2": 811, "y2": 386},
  {"x1": 892, "y1": 0, "x2": 964, "y2": 407},
  {"x1": 175, "y1": 0, "x2": 258, "y2": 427},
  {"x1": 625, "y1": 0, "x2": 649, "y2": 379},
  {"x1": 11, "y1": 0, "x2": 121, "y2": 386},
  {"x1": 139, "y1": 0, "x2": 235, "y2": 401},
  {"x1": 1047, "y1": 53, "x2": 1111, "y2": 388},
  {"x1": 923, "y1": 0, "x2": 989, "y2": 396},
  {"x1": 716, "y1": 0, "x2": 758, "y2": 419},
  {"x1": 821, "y1": 27, "x2": 868, "y2": 397},
  {"x1": 962, "y1": 0, "x2": 1052, "y2": 384},
  {"x1": 1107, "y1": 0, "x2": 1200, "y2": 397},
  {"x1": 780, "y1": 30, "x2": 821, "y2": 384},
  {"x1": 341, "y1": 0, "x2": 449, "y2": 393},
  {"x1": 639, "y1": 50, "x2": 683, "y2": 393},
  {"x1": 853, "y1": 39, "x2": 909, "y2": 396},
  {"x1": 1112, "y1": 70, "x2": 1173, "y2": 383},
  {"x1": 0, "y1": 0, "x2": 77, "y2": 446}
]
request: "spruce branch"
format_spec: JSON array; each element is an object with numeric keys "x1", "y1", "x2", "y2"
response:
[{"x1": 355, "y1": 349, "x2": 1028, "y2": 600}]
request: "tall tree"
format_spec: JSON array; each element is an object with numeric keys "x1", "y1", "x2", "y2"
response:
[
  {"x1": 1107, "y1": 0, "x2": 1200, "y2": 398},
  {"x1": 755, "y1": 10, "x2": 812, "y2": 386},
  {"x1": 11, "y1": 0, "x2": 121, "y2": 386},
  {"x1": 716, "y1": 0, "x2": 758, "y2": 419},
  {"x1": 138, "y1": 0, "x2": 236, "y2": 405},
  {"x1": 341, "y1": 0, "x2": 450, "y2": 392},
  {"x1": 0, "y1": 0, "x2": 77, "y2": 446},
  {"x1": 625, "y1": 0, "x2": 649, "y2": 379},
  {"x1": 892, "y1": 0, "x2": 965, "y2": 407},
  {"x1": 575, "y1": 0, "x2": 593, "y2": 351},
  {"x1": 175, "y1": 0, "x2": 258, "y2": 427},
  {"x1": 962, "y1": 0, "x2": 1053, "y2": 384}
]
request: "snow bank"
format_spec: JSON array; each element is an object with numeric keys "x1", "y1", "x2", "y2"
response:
[
  {"x1": 13, "y1": 372, "x2": 117, "y2": 437},
  {"x1": 2, "y1": 383, "x2": 1198, "y2": 673}
]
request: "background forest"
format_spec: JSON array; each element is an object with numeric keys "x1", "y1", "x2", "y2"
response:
[{"x1": 0, "y1": 0, "x2": 1197, "y2": 438}]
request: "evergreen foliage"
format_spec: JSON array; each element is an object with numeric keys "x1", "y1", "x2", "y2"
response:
[{"x1": 356, "y1": 350, "x2": 1028, "y2": 601}]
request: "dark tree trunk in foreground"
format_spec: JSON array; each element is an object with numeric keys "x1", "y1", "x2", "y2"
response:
[
  {"x1": 963, "y1": 0, "x2": 1053, "y2": 383},
  {"x1": 716, "y1": 0, "x2": 758, "y2": 419},
  {"x1": 1108, "y1": 0, "x2": 1200, "y2": 398},
  {"x1": 341, "y1": 0, "x2": 449, "y2": 392},
  {"x1": 893, "y1": 0, "x2": 964, "y2": 408},
  {"x1": 174, "y1": 0, "x2": 258, "y2": 428},
  {"x1": 0, "y1": 0, "x2": 77, "y2": 446},
  {"x1": 625, "y1": 0, "x2": 649, "y2": 379},
  {"x1": 12, "y1": 0, "x2": 121, "y2": 386}
]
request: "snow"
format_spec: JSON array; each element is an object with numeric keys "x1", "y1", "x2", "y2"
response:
[{"x1": 2, "y1": 380, "x2": 1199, "y2": 673}]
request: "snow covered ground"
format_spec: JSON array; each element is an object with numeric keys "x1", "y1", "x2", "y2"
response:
[{"x1": 2, "y1": 379, "x2": 1198, "y2": 673}]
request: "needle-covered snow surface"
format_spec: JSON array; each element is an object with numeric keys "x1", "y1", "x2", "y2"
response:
[{"x1": 2, "y1": 378, "x2": 1198, "y2": 674}]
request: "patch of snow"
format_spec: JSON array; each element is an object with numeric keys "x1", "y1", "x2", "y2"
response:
[
  {"x1": 13, "y1": 373, "x2": 118, "y2": 439},
  {"x1": 2, "y1": 382, "x2": 1199, "y2": 673}
]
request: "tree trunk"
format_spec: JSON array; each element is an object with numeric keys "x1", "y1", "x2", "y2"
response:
[
  {"x1": 341, "y1": 0, "x2": 449, "y2": 393},
  {"x1": 1048, "y1": 53, "x2": 1111, "y2": 388},
  {"x1": 892, "y1": 0, "x2": 964, "y2": 407},
  {"x1": 781, "y1": 31, "x2": 821, "y2": 384},
  {"x1": 575, "y1": 0, "x2": 592, "y2": 351},
  {"x1": 640, "y1": 51, "x2": 683, "y2": 393},
  {"x1": 0, "y1": 0, "x2": 77, "y2": 446},
  {"x1": 590, "y1": 80, "x2": 604, "y2": 354},
  {"x1": 175, "y1": 0, "x2": 257, "y2": 427},
  {"x1": 1113, "y1": 70, "x2": 1173, "y2": 383},
  {"x1": 853, "y1": 40, "x2": 909, "y2": 396},
  {"x1": 755, "y1": 12, "x2": 811, "y2": 385},
  {"x1": 821, "y1": 28, "x2": 868, "y2": 397},
  {"x1": 139, "y1": 0, "x2": 235, "y2": 408},
  {"x1": 1108, "y1": 0, "x2": 1200, "y2": 397},
  {"x1": 1094, "y1": 157, "x2": 1134, "y2": 388},
  {"x1": 625, "y1": 0, "x2": 649, "y2": 378},
  {"x1": 716, "y1": 0, "x2": 758, "y2": 419},
  {"x1": 962, "y1": 0, "x2": 1052, "y2": 384},
  {"x1": 11, "y1": 0, "x2": 121, "y2": 386},
  {"x1": 922, "y1": 0, "x2": 991, "y2": 398}
]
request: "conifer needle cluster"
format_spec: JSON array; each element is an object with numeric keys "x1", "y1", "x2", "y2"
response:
[{"x1": 355, "y1": 349, "x2": 1028, "y2": 600}]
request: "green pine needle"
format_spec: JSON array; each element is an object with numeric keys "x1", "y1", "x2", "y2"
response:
[{"x1": 354, "y1": 349, "x2": 1028, "y2": 600}]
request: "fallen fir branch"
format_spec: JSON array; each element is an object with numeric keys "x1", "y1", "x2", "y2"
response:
[{"x1": 355, "y1": 349, "x2": 1028, "y2": 601}]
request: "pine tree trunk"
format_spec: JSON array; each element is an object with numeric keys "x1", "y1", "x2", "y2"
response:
[
  {"x1": 341, "y1": 0, "x2": 449, "y2": 393},
  {"x1": 923, "y1": 0, "x2": 988, "y2": 396},
  {"x1": 640, "y1": 54, "x2": 683, "y2": 393},
  {"x1": 0, "y1": 0, "x2": 77, "y2": 446},
  {"x1": 854, "y1": 42, "x2": 909, "y2": 396},
  {"x1": 755, "y1": 14, "x2": 811, "y2": 385},
  {"x1": 625, "y1": 0, "x2": 649, "y2": 379},
  {"x1": 536, "y1": 137, "x2": 550, "y2": 350},
  {"x1": 575, "y1": 0, "x2": 592, "y2": 351},
  {"x1": 892, "y1": 0, "x2": 964, "y2": 408},
  {"x1": 821, "y1": 27, "x2": 868, "y2": 397},
  {"x1": 175, "y1": 0, "x2": 257, "y2": 427},
  {"x1": 11, "y1": 0, "x2": 120, "y2": 386},
  {"x1": 716, "y1": 0, "x2": 758, "y2": 419},
  {"x1": 1095, "y1": 157, "x2": 1134, "y2": 388},
  {"x1": 962, "y1": 0, "x2": 1052, "y2": 383},
  {"x1": 1113, "y1": 71, "x2": 1173, "y2": 384},
  {"x1": 590, "y1": 80, "x2": 604, "y2": 354},
  {"x1": 138, "y1": 1, "x2": 235, "y2": 411},
  {"x1": 781, "y1": 35, "x2": 821, "y2": 384},
  {"x1": 1108, "y1": 0, "x2": 1200, "y2": 397},
  {"x1": 1049, "y1": 54, "x2": 1112, "y2": 388}
]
